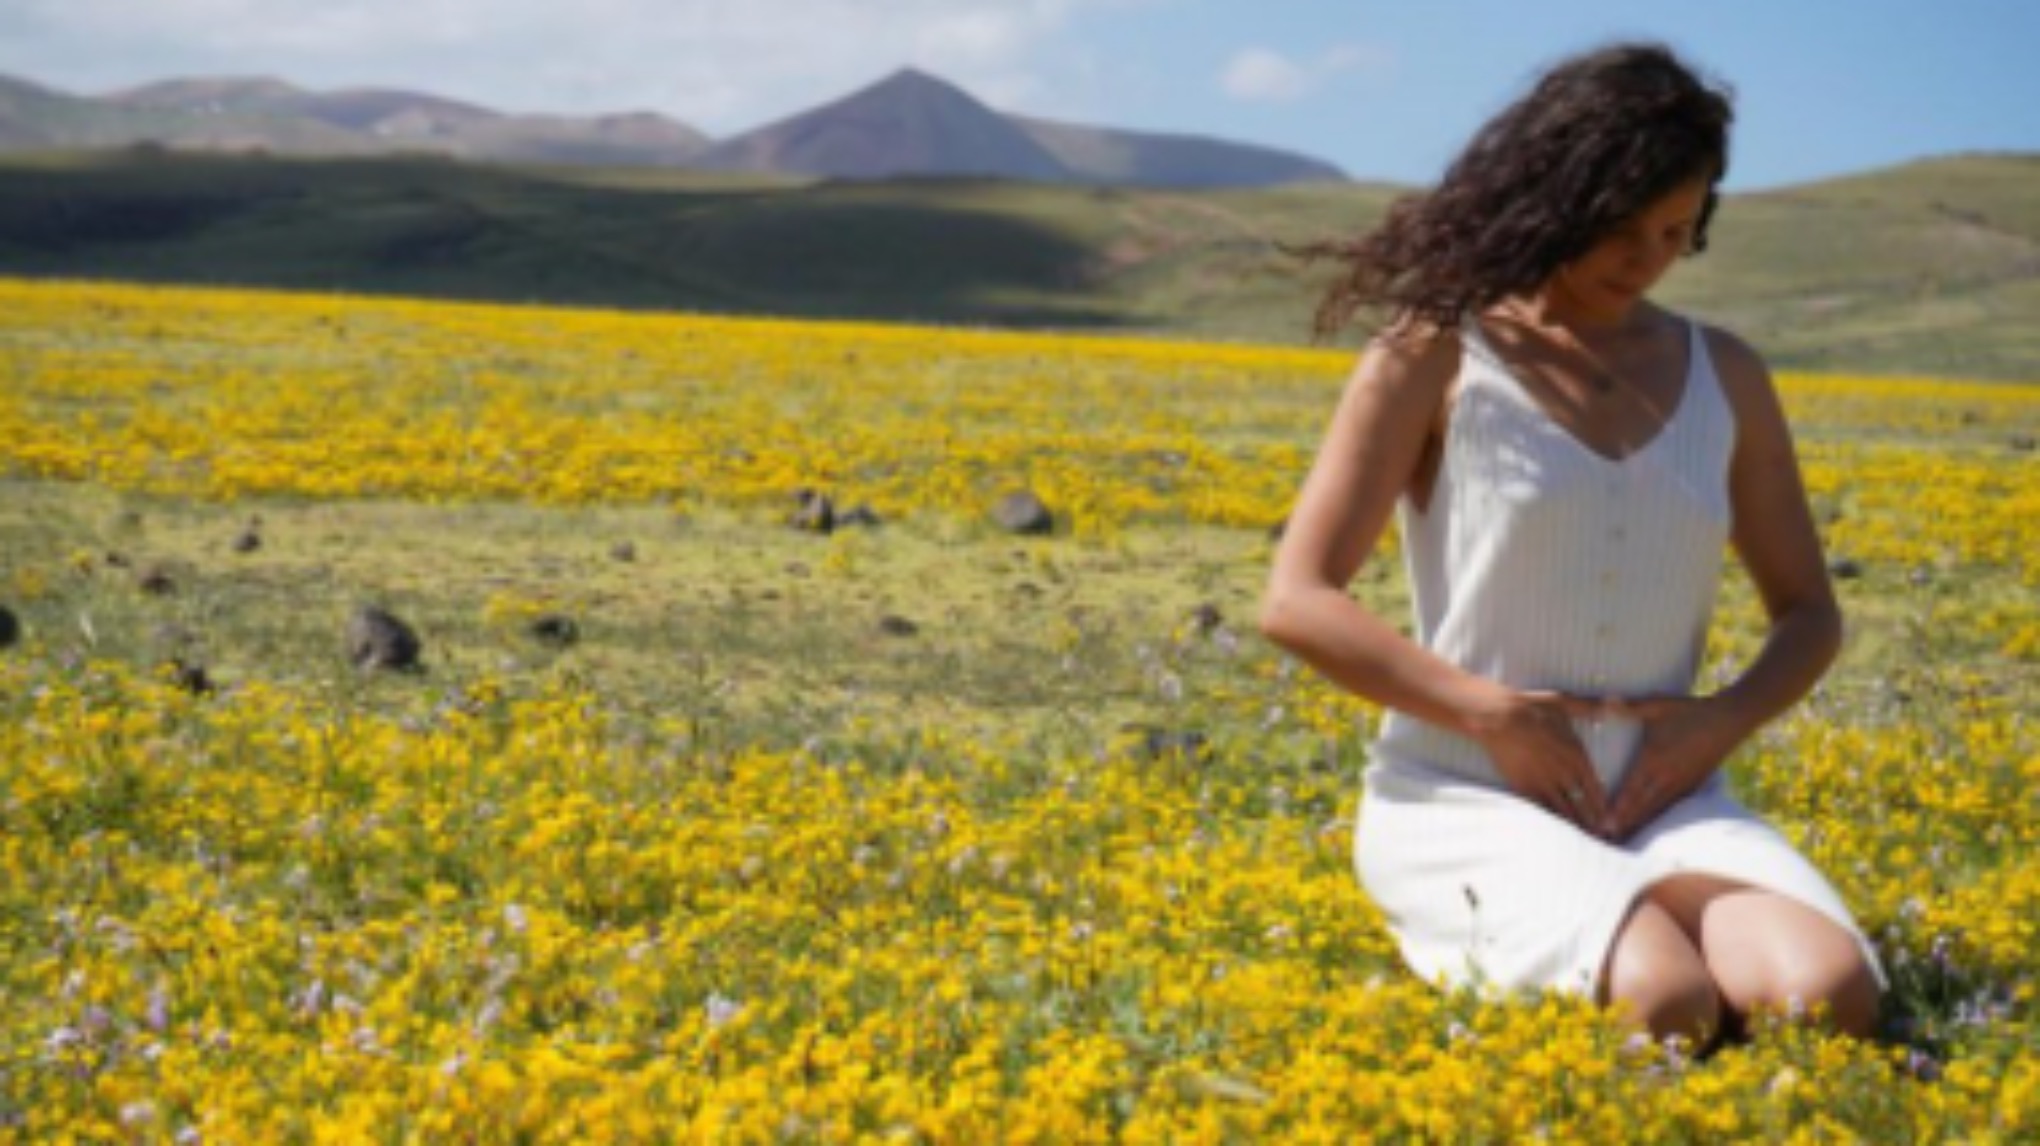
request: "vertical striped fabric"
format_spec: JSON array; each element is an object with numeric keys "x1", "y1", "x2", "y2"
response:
[
  {"x1": 1373, "y1": 316, "x2": 1734, "y2": 794},
  {"x1": 1352, "y1": 316, "x2": 1886, "y2": 996}
]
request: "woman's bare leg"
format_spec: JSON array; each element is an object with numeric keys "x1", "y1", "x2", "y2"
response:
[
  {"x1": 1599, "y1": 897, "x2": 1723, "y2": 1047},
  {"x1": 1649, "y1": 874, "x2": 1880, "y2": 1038}
]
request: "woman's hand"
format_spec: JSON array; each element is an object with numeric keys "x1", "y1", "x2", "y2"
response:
[
  {"x1": 1465, "y1": 688, "x2": 1617, "y2": 836},
  {"x1": 1603, "y1": 694, "x2": 1752, "y2": 840}
]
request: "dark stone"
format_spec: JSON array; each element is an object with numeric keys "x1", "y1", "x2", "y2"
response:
[
  {"x1": 877, "y1": 614, "x2": 918, "y2": 637},
  {"x1": 791, "y1": 489, "x2": 836, "y2": 534},
  {"x1": 104, "y1": 551, "x2": 131, "y2": 569},
  {"x1": 838, "y1": 503, "x2": 883, "y2": 528},
  {"x1": 347, "y1": 606, "x2": 422, "y2": 672},
  {"x1": 1190, "y1": 603, "x2": 1224, "y2": 635},
  {"x1": 1828, "y1": 558, "x2": 1863, "y2": 580},
  {"x1": 2012, "y1": 434, "x2": 2036, "y2": 452},
  {"x1": 528, "y1": 614, "x2": 580, "y2": 648},
  {"x1": 137, "y1": 565, "x2": 177, "y2": 595},
  {"x1": 167, "y1": 657, "x2": 214, "y2": 696},
  {"x1": 610, "y1": 540, "x2": 638, "y2": 563},
  {"x1": 232, "y1": 529, "x2": 261, "y2": 554},
  {"x1": 992, "y1": 489, "x2": 1054, "y2": 536},
  {"x1": 0, "y1": 604, "x2": 18, "y2": 649}
]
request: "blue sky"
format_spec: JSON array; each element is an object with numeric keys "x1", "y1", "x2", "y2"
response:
[{"x1": 2, "y1": 0, "x2": 2034, "y2": 190}]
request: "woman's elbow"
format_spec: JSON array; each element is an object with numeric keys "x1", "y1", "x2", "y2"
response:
[
  {"x1": 1809, "y1": 598, "x2": 1845, "y2": 666},
  {"x1": 1257, "y1": 584, "x2": 1309, "y2": 648}
]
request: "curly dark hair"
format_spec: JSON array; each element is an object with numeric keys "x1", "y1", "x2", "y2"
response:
[{"x1": 1297, "y1": 42, "x2": 1734, "y2": 339}]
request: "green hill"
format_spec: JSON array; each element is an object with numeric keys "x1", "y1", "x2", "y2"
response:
[{"x1": 1, "y1": 147, "x2": 2035, "y2": 379}]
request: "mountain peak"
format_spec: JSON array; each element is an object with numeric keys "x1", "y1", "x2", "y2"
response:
[
  {"x1": 879, "y1": 67, "x2": 950, "y2": 87},
  {"x1": 700, "y1": 65, "x2": 1071, "y2": 182},
  {"x1": 854, "y1": 67, "x2": 976, "y2": 105}
]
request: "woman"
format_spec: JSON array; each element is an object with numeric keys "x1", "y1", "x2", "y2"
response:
[{"x1": 1259, "y1": 43, "x2": 1883, "y2": 1049}]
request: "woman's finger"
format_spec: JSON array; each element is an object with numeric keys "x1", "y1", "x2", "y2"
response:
[
  {"x1": 1568, "y1": 769, "x2": 1609, "y2": 832},
  {"x1": 1613, "y1": 695, "x2": 1684, "y2": 720},
  {"x1": 1553, "y1": 693, "x2": 1619, "y2": 720},
  {"x1": 1610, "y1": 767, "x2": 1675, "y2": 838}
]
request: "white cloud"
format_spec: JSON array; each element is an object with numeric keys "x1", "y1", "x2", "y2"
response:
[
  {"x1": 1222, "y1": 48, "x2": 1308, "y2": 102},
  {"x1": 1221, "y1": 42, "x2": 1388, "y2": 104},
  {"x1": 0, "y1": 0, "x2": 1161, "y2": 131}
]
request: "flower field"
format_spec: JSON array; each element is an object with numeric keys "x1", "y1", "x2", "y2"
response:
[{"x1": 1, "y1": 279, "x2": 2036, "y2": 1142}]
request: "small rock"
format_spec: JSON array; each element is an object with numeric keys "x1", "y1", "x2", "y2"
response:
[
  {"x1": 231, "y1": 529, "x2": 261, "y2": 554},
  {"x1": 167, "y1": 657, "x2": 214, "y2": 696},
  {"x1": 0, "y1": 604, "x2": 19, "y2": 649},
  {"x1": 790, "y1": 489, "x2": 835, "y2": 534},
  {"x1": 2012, "y1": 434, "x2": 2036, "y2": 452},
  {"x1": 528, "y1": 614, "x2": 580, "y2": 648},
  {"x1": 838, "y1": 503, "x2": 882, "y2": 528},
  {"x1": 1828, "y1": 558, "x2": 1863, "y2": 580},
  {"x1": 1189, "y1": 603, "x2": 1224, "y2": 635},
  {"x1": 347, "y1": 606, "x2": 422, "y2": 672},
  {"x1": 610, "y1": 540, "x2": 638, "y2": 563},
  {"x1": 104, "y1": 551, "x2": 131, "y2": 570},
  {"x1": 992, "y1": 489, "x2": 1054, "y2": 536},
  {"x1": 136, "y1": 565, "x2": 177, "y2": 595},
  {"x1": 877, "y1": 614, "x2": 918, "y2": 637}
]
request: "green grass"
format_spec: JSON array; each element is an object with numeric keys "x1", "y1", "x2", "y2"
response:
[
  {"x1": 0, "y1": 482, "x2": 1341, "y2": 764},
  {"x1": 3, "y1": 149, "x2": 2037, "y2": 378}
]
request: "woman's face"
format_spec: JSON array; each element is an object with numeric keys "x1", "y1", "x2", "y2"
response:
[{"x1": 1556, "y1": 177, "x2": 1712, "y2": 317}]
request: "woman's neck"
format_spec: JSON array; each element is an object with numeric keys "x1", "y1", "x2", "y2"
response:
[{"x1": 1509, "y1": 287, "x2": 1646, "y2": 338}]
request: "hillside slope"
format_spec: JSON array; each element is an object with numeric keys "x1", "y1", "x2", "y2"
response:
[{"x1": 0, "y1": 149, "x2": 2033, "y2": 378}]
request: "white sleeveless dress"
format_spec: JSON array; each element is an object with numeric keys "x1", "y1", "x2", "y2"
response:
[{"x1": 1353, "y1": 314, "x2": 1884, "y2": 997}]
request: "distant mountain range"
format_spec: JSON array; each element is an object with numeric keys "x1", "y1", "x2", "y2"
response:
[{"x1": 0, "y1": 68, "x2": 1347, "y2": 188}]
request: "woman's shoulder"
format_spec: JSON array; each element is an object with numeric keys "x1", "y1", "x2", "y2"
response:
[
  {"x1": 1363, "y1": 316, "x2": 1465, "y2": 382},
  {"x1": 1688, "y1": 318, "x2": 1764, "y2": 374},
  {"x1": 1689, "y1": 319, "x2": 1776, "y2": 403}
]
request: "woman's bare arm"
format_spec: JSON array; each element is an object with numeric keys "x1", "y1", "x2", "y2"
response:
[
  {"x1": 1603, "y1": 329, "x2": 1844, "y2": 836},
  {"x1": 1257, "y1": 331, "x2": 1495, "y2": 729},
  {"x1": 1708, "y1": 328, "x2": 1844, "y2": 735},
  {"x1": 1258, "y1": 329, "x2": 1611, "y2": 828}
]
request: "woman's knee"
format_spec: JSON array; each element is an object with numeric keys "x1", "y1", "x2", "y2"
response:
[
  {"x1": 1749, "y1": 951, "x2": 1882, "y2": 1037},
  {"x1": 1602, "y1": 900, "x2": 1723, "y2": 1044},
  {"x1": 1701, "y1": 894, "x2": 1883, "y2": 1038}
]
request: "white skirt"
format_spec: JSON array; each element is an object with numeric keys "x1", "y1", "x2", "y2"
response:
[{"x1": 1354, "y1": 750, "x2": 1887, "y2": 998}]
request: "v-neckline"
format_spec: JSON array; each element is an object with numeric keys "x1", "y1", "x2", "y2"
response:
[{"x1": 1466, "y1": 314, "x2": 1697, "y2": 468}]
